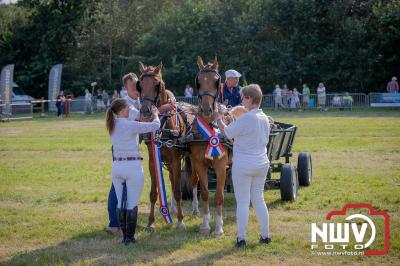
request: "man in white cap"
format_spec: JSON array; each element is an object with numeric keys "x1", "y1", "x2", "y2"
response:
[
  {"x1": 218, "y1": 69, "x2": 242, "y2": 107},
  {"x1": 386, "y1": 76, "x2": 399, "y2": 93}
]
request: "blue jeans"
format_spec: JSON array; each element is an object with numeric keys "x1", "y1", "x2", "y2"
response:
[
  {"x1": 108, "y1": 182, "x2": 128, "y2": 227},
  {"x1": 108, "y1": 183, "x2": 119, "y2": 228}
]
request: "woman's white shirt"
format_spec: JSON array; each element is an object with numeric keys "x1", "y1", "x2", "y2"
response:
[
  {"x1": 111, "y1": 118, "x2": 160, "y2": 158},
  {"x1": 224, "y1": 109, "x2": 270, "y2": 170}
]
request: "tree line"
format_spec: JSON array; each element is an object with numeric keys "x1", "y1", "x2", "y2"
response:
[{"x1": 0, "y1": 0, "x2": 399, "y2": 98}]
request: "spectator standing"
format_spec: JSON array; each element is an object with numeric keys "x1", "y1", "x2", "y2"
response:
[
  {"x1": 273, "y1": 84, "x2": 282, "y2": 110},
  {"x1": 386, "y1": 77, "x2": 399, "y2": 93},
  {"x1": 84, "y1": 89, "x2": 93, "y2": 114},
  {"x1": 288, "y1": 90, "x2": 297, "y2": 110},
  {"x1": 56, "y1": 90, "x2": 66, "y2": 117},
  {"x1": 342, "y1": 92, "x2": 353, "y2": 109},
  {"x1": 184, "y1": 84, "x2": 193, "y2": 99},
  {"x1": 103, "y1": 90, "x2": 109, "y2": 108},
  {"x1": 97, "y1": 89, "x2": 104, "y2": 111},
  {"x1": 332, "y1": 94, "x2": 341, "y2": 108},
  {"x1": 293, "y1": 88, "x2": 301, "y2": 108},
  {"x1": 317, "y1": 82, "x2": 327, "y2": 111},
  {"x1": 281, "y1": 84, "x2": 289, "y2": 108},
  {"x1": 112, "y1": 90, "x2": 120, "y2": 102},
  {"x1": 302, "y1": 83, "x2": 310, "y2": 108}
]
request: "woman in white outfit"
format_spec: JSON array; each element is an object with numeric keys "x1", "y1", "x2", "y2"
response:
[
  {"x1": 105, "y1": 99, "x2": 160, "y2": 245},
  {"x1": 216, "y1": 84, "x2": 271, "y2": 247}
]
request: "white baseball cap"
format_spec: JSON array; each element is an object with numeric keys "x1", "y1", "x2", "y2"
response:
[{"x1": 225, "y1": 69, "x2": 241, "y2": 78}]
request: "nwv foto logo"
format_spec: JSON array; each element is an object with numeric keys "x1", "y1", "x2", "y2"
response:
[{"x1": 310, "y1": 204, "x2": 390, "y2": 256}]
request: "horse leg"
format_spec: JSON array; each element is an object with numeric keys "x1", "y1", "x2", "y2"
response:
[
  {"x1": 195, "y1": 162, "x2": 211, "y2": 235},
  {"x1": 145, "y1": 143, "x2": 157, "y2": 232},
  {"x1": 188, "y1": 157, "x2": 200, "y2": 216},
  {"x1": 171, "y1": 153, "x2": 185, "y2": 229},
  {"x1": 191, "y1": 179, "x2": 200, "y2": 216},
  {"x1": 211, "y1": 159, "x2": 227, "y2": 237},
  {"x1": 164, "y1": 155, "x2": 178, "y2": 216}
]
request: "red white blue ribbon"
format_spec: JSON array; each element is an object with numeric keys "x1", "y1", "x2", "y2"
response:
[
  {"x1": 150, "y1": 132, "x2": 173, "y2": 224},
  {"x1": 196, "y1": 116, "x2": 225, "y2": 160}
]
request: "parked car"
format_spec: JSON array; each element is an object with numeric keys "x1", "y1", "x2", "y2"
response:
[{"x1": 12, "y1": 83, "x2": 35, "y2": 103}]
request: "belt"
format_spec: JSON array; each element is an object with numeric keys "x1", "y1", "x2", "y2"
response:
[{"x1": 113, "y1": 157, "x2": 143, "y2": 161}]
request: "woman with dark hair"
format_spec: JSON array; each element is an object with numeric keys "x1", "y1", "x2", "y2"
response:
[{"x1": 105, "y1": 99, "x2": 160, "y2": 245}]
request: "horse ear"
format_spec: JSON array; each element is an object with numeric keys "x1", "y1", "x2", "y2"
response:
[
  {"x1": 211, "y1": 55, "x2": 219, "y2": 70},
  {"x1": 154, "y1": 61, "x2": 163, "y2": 74},
  {"x1": 197, "y1": 56, "x2": 205, "y2": 69},
  {"x1": 139, "y1": 62, "x2": 146, "y2": 73}
]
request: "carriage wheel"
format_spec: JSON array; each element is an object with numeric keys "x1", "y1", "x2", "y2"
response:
[
  {"x1": 280, "y1": 163, "x2": 298, "y2": 201},
  {"x1": 297, "y1": 152, "x2": 312, "y2": 186}
]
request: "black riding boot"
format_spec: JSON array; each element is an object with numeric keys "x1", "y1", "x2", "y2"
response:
[
  {"x1": 125, "y1": 206, "x2": 138, "y2": 245},
  {"x1": 117, "y1": 208, "x2": 126, "y2": 243}
]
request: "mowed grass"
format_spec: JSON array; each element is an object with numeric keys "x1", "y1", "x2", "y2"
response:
[{"x1": 0, "y1": 109, "x2": 399, "y2": 265}]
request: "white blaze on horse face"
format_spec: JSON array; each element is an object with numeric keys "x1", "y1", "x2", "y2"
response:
[{"x1": 204, "y1": 77, "x2": 208, "y2": 81}]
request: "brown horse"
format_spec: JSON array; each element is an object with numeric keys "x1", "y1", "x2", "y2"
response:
[
  {"x1": 188, "y1": 56, "x2": 231, "y2": 236},
  {"x1": 137, "y1": 62, "x2": 187, "y2": 230}
]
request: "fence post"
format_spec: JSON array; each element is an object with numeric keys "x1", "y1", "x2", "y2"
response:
[{"x1": 40, "y1": 97, "x2": 46, "y2": 118}]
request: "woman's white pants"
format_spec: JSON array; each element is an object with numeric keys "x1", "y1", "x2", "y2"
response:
[
  {"x1": 232, "y1": 164, "x2": 270, "y2": 241},
  {"x1": 112, "y1": 161, "x2": 145, "y2": 210}
]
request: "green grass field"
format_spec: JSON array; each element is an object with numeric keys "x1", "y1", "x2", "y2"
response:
[{"x1": 0, "y1": 109, "x2": 399, "y2": 265}]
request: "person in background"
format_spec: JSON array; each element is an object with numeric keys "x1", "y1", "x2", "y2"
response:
[
  {"x1": 386, "y1": 77, "x2": 399, "y2": 93},
  {"x1": 217, "y1": 69, "x2": 242, "y2": 107},
  {"x1": 120, "y1": 86, "x2": 128, "y2": 98},
  {"x1": 293, "y1": 88, "x2": 301, "y2": 108},
  {"x1": 97, "y1": 89, "x2": 104, "y2": 112},
  {"x1": 56, "y1": 90, "x2": 66, "y2": 117},
  {"x1": 112, "y1": 90, "x2": 120, "y2": 102},
  {"x1": 281, "y1": 84, "x2": 289, "y2": 108},
  {"x1": 215, "y1": 84, "x2": 271, "y2": 248},
  {"x1": 84, "y1": 89, "x2": 93, "y2": 114},
  {"x1": 105, "y1": 98, "x2": 160, "y2": 245},
  {"x1": 123, "y1": 73, "x2": 141, "y2": 111},
  {"x1": 288, "y1": 90, "x2": 297, "y2": 110},
  {"x1": 107, "y1": 72, "x2": 141, "y2": 235},
  {"x1": 184, "y1": 84, "x2": 193, "y2": 99},
  {"x1": 332, "y1": 94, "x2": 342, "y2": 108},
  {"x1": 342, "y1": 92, "x2": 353, "y2": 109},
  {"x1": 103, "y1": 90, "x2": 109, "y2": 108},
  {"x1": 302, "y1": 83, "x2": 310, "y2": 108},
  {"x1": 273, "y1": 84, "x2": 283, "y2": 110},
  {"x1": 317, "y1": 82, "x2": 327, "y2": 111}
]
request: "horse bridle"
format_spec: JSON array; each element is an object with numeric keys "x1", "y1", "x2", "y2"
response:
[
  {"x1": 136, "y1": 72, "x2": 163, "y2": 105},
  {"x1": 195, "y1": 68, "x2": 221, "y2": 100}
]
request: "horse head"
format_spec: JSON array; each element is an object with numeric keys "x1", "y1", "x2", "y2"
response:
[
  {"x1": 195, "y1": 56, "x2": 221, "y2": 118},
  {"x1": 137, "y1": 62, "x2": 167, "y2": 118}
]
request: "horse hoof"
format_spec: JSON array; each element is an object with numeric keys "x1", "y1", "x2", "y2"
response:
[
  {"x1": 211, "y1": 230, "x2": 224, "y2": 237},
  {"x1": 199, "y1": 227, "x2": 210, "y2": 235},
  {"x1": 144, "y1": 226, "x2": 155, "y2": 233},
  {"x1": 176, "y1": 222, "x2": 186, "y2": 230},
  {"x1": 192, "y1": 209, "x2": 200, "y2": 216}
]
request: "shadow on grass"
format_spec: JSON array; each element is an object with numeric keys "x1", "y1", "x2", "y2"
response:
[{"x1": 2, "y1": 212, "x2": 240, "y2": 265}]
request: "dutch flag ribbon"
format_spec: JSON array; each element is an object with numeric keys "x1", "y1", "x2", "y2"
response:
[
  {"x1": 196, "y1": 116, "x2": 225, "y2": 160},
  {"x1": 150, "y1": 132, "x2": 173, "y2": 224}
]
